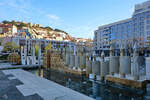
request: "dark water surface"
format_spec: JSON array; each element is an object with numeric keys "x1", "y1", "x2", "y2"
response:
[{"x1": 26, "y1": 68, "x2": 150, "y2": 100}]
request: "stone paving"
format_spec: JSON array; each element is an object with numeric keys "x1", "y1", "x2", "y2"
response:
[
  {"x1": 0, "y1": 69, "x2": 94, "y2": 100},
  {"x1": 0, "y1": 71, "x2": 43, "y2": 100},
  {"x1": 0, "y1": 64, "x2": 39, "y2": 70}
]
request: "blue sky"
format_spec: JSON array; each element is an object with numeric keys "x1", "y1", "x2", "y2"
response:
[{"x1": 0, "y1": 0, "x2": 147, "y2": 39}]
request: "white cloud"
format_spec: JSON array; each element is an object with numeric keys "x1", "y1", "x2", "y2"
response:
[
  {"x1": 47, "y1": 14, "x2": 60, "y2": 20},
  {"x1": 46, "y1": 14, "x2": 62, "y2": 26}
]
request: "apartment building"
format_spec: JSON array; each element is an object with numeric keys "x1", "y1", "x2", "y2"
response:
[{"x1": 94, "y1": 0, "x2": 150, "y2": 55}]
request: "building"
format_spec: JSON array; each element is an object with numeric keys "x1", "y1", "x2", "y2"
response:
[
  {"x1": 0, "y1": 24, "x2": 17, "y2": 36},
  {"x1": 94, "y1": 0, "x2": 150, "y2": 55}
]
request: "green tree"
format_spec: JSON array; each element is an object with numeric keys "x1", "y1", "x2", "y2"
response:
[
  {"x1": 11, "y1": 20, "x2": 16, "y2": 25},
  {"x1": 17, "y1": 23, "x2": 27, "y2": 28},
  {"x1": 3, "y1": 42, "x2": 19, "y2": 53},
  {"x1": 2, "y1": 20, "x2": 10, "y2": 24},
  {"x1": 45, "y1": 42, "x2": 51, "y2": 53},
  {"x1": 44, "y1": 26, "x2": 53, "y2": 31},
  {"x1": 35, "y1": 44, "x2": 39, "y2": 57},
  {"x1": 54, "y1": 29, "x2": 68, "y2": 35}
]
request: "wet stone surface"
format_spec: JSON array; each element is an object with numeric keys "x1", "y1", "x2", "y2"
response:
[{"x1": 0, "y1": 71, "x2": 44, "y2": 100}]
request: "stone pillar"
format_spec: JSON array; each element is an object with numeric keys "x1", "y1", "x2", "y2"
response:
[
  {"x1": 80, "y1": 48, "x2": 86, "y2": 69},
  {"x1": 69, "y1": 50, "x2": 75, "y2": 68},
  {"x1": 74, "y1": 49, "x2": 80, "y2": 68},
  {"x1": 92, "y1": 61, "x2": 100, "y2": 76},
  {"x1": 75, "y1": 55, "x2": 80, "y2": 68},
  {"x1": 146, "y1": 57, "x2": 150, "y2": 79},
  {"x1": 120, "y1": 56, "x2": 131, "y2": 77},
  {"x1": 120, "y1": 45, "x2": 131, "y2": 78},
  {"x1": 100, "y1": 52, "x2": 109, "y2": 80},
  {"x1": 86, "y1": 55, "x2": 92, "y2": 75},
  {"x1": 109, "y1": 46, "x2": 119, "y2": 75},
  {"x1": 65, "y1": 48, "x2": 70, "y2": 66},
  {"x1": 63, "y1": 48, "x2": 66, "y2": 62},
  {"x1": 133, "y1": 43, "x2": 139, "y2": 80}
]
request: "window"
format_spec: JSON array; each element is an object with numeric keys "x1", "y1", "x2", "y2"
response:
[
  {"x1": 147, "y1": 31, "x2": 150, "y2": 35},
  {"x1": 148, "y1": 6, "x2": 150, "y2": 9},
  {"x1": 140, "y1": 17, "x2": 144, "y2": 20},
  {"x1": 135, "y1": 9, "x2": 143, "y2": 13},
  {"x1": 147, "y1": 25, "x2": 150, "y2": 30},
  {"x1": 147, "y1": 20, "x2": 150, "y2": 24},
  {"x1": 147, "y1": 15, "x2": 150, "y2": 19}
]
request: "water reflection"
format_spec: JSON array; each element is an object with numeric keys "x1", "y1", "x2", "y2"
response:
[{"x1": 26, "y1": 68, "x2": 149, "y2": 100}]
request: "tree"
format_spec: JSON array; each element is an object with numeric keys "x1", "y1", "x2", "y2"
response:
[
  {"x1": 54, "y1": 29, "x2": 68, "y2": 35},
  {"x1": 2, "y1": 20, "x2": 10, "y2": 24},
  {"x1": 45, "y1": 42, "x2": 51, "y2": 53},
  {"x1": 35, "y1": 44, "x2": 39, "y2": 57},
  {"x1": 44, "y1": 26, "x2": 53, "y2": 31},
  {"x1": 17, "y1": 23, "x2": 27, "y2": 28},
  {"x1": 3, "y1": 42, "x2": 19, "y2": 53},
  {"x1": 11, "y1": 20, "x2": 16, "y2": 25}
]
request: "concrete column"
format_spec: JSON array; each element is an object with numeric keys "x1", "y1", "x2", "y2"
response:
[
  {"x1": 65, "y1": 48, "x2": 70, "y2": 66},
  {"x1": 63, "y1": 48, "x2": 66, "y2": 62},
  {"x1": 86, "y1": 56, "x2": 92, "y2": 75},
  {"x1": 65, "y1": 51, "x2": 70, "y2": 66},
  {"x1": 146, "y1": 57, "x2": 150, "y2": 79},
  {"x1": 119, "y1": 45, "x2": 131, "y2": 78},
  {"x1": 120, "y1": 56, "x2": 131, "y2": 78},
  {"x1": 109, "y1": 46, "x2": 119, "y2": 75},
  {"x1": 80, "y1": 54, "x2": 86, "y2": 69},
  {"x1": 109, "y1": 56, "x2": 119, "y2": 75},
  {"x1": 100, "y1": 52, "x2": 109, "y2": 80},
  {"x1": 92, "y1": 61, "x2": 100, "y2": 75},
  {"x1": 75, "y1": 55, "x2": 80, "y2": 68},
  {"x1": 70, "y1": 54, "x2": 75, "y2": 68},
  {"x1": 133, "y1": 43, "x2": 139, "y2": 80},
  {"x1": 101, "y1": 61, "x2": 109, "y2": 80}
]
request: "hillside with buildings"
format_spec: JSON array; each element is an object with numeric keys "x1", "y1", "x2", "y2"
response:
[{"x1": 0, "y1": 20, "x2": 93, "y2": 44}]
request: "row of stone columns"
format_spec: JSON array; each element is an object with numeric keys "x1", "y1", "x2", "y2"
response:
[
  {"x1": 86, "y1": 43, "x2": 144, "y2": 81},
  {"x1": 64, "y1": 43, "x2": 144, "y2": 81},
  {"x1": 65, "y1": 47, "x2": 86, "y2": 69}
]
